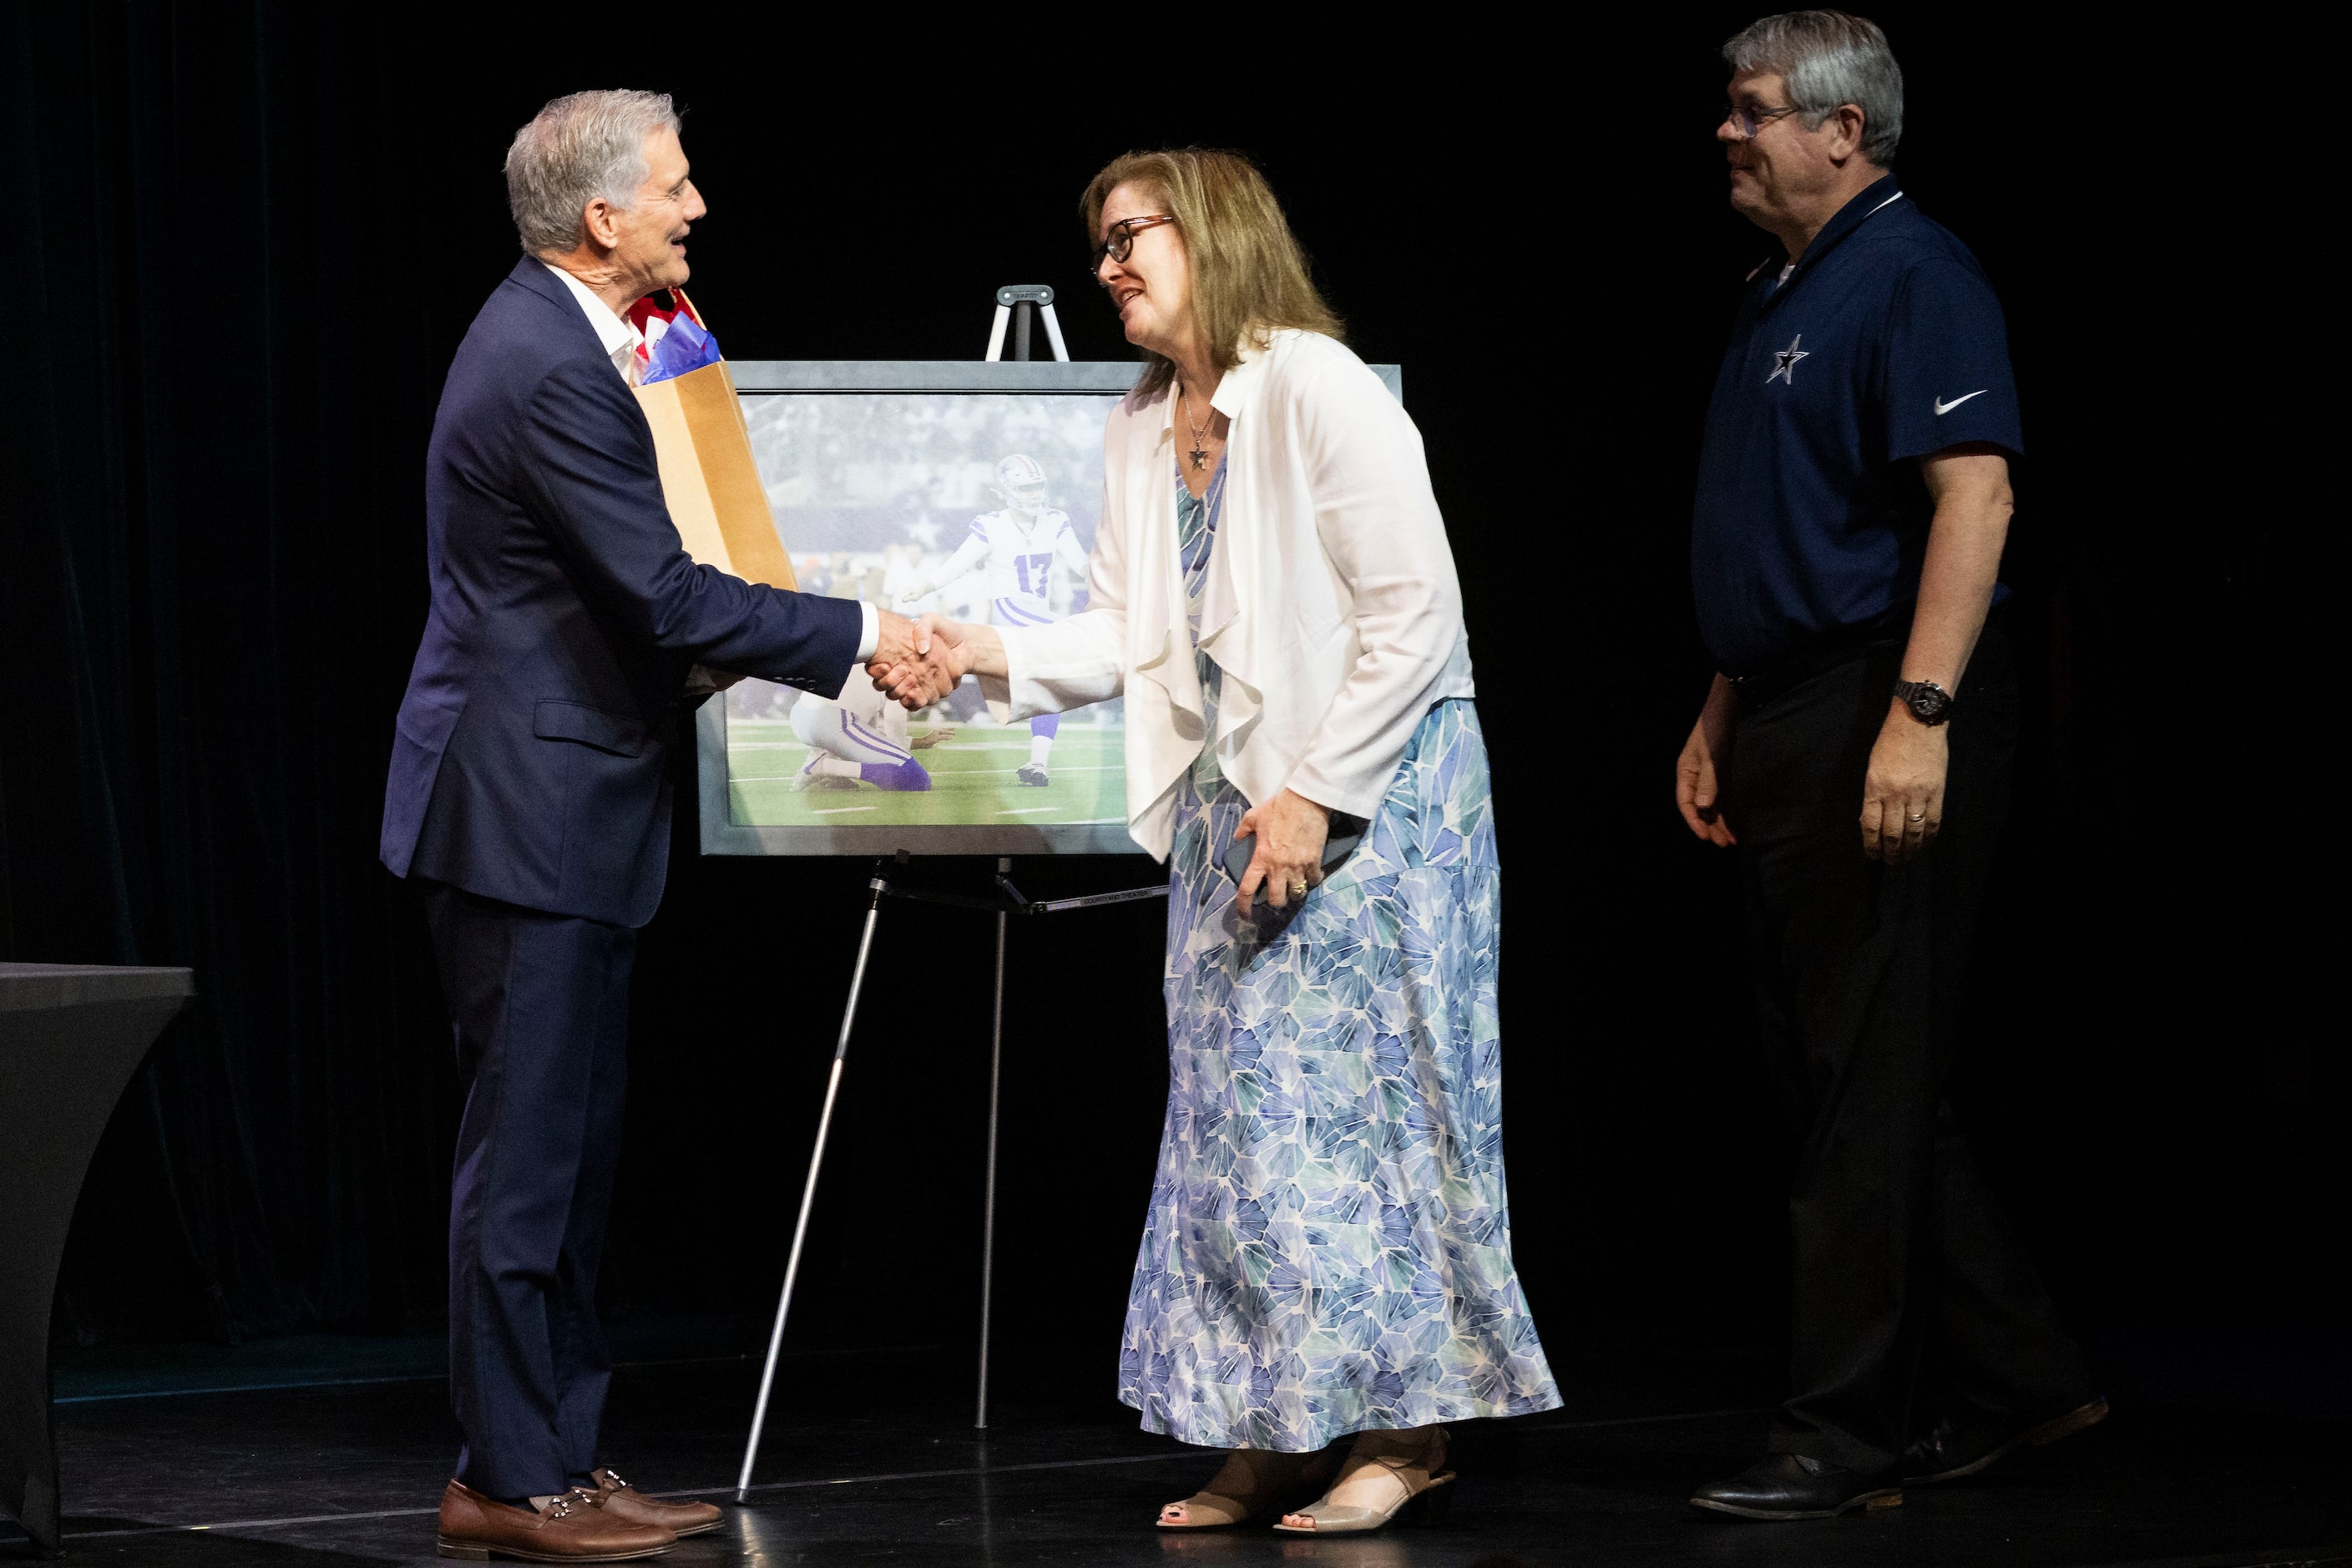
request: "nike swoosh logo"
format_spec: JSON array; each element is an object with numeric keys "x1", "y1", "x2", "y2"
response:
[{"x1": 1934, "y1": 391, "x2": 1987, "y2": 415}]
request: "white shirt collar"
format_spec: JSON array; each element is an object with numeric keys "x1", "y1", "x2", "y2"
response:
[
  {"x1": 542, "y1": 263, "x2": 643, "y2": 384},
  {"x1": 1211, "y1": 334, "x2": 1277, "y2": 421},
  {"x1": 1156, "y1": 331, "x2": 1283, "y2": 438}
]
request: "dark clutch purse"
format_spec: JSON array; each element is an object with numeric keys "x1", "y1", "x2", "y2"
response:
[{"x1": 1221, "y1": 812, "x2": 1368, "y2": 888}]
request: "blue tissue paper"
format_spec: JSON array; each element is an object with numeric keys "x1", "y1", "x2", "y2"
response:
[{"x1": 641, "y1": 311, "x2": 723, "y2": 385}]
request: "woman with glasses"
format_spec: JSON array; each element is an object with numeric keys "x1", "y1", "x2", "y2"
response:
[{"x1": 874, "y1": 147, "x2": 1560, "y2": 1535}]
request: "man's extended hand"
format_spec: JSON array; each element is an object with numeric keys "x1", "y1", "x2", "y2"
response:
[
  {"x1": 1676, "y1": 674, "x2": 1738, "y2": 847},
  {"x1": 1860, "y1": 703, "x2": 1945, "y2": 863},
  {"x1": 869, "y1": 614, "x2": 973, "y2": 710},
  {"x1": 870, "y1": 609, "x2": 928, "y2": 672}
]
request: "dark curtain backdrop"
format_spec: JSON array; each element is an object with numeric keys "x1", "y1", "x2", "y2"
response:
[
  {"x1": 3, "y1": 1, "x2": 2336, "y2": 1399},
  {"x1": 3, "y1": 3, "x2": 459, "y2": 1338}
]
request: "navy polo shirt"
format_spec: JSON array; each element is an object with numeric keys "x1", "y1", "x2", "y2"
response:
[{"x1": 1691, "y1": 175, "x2": 2021, "y2": 676}]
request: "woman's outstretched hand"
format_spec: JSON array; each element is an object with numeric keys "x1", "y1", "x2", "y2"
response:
[
  {"x1": 1235, "y1": 790, "x2": 1330, "y2": 916},
  {"x1": 869, "y1": 615, "x2": 977, "y2": 709}
]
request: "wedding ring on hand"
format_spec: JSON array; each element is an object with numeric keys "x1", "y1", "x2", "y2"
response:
[
  {"x1": 1907, "y1": 812, "x2": 1926, "y2": 822},
  {"x1": 1288, "y1": 879, "x2": 1309, "y2": 896}
]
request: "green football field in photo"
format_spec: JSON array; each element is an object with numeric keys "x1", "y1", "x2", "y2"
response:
[{"x1": 726, "y1": 718, "x2": 1127, "y2": 827}]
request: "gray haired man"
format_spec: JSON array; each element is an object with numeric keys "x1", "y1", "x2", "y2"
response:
[
  {"x1": 389, "y1": 89, "x2": 918, "y2": 1560},
  {"x1": 1676, "y1": 13, "x2": 2105, "y2": 1521}
]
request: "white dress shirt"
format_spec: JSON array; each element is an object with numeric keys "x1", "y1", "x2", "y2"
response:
[
  {"x1": 544, "y1": 261, "x2": 644, "y2": 384},
  {"x1": 542, "y1": 262, "x2": 878, "y2": 660},
  {"x1": 989, "y1": 329, "x2": 1474, "y2": 859}
]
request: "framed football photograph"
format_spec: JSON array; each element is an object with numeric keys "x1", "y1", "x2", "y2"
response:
[
  {"x1": 695, "y1": 361, "x2": 1139, "y2": 857},
  {"x1": 696, "y1": 358, "x2": 1400, "y2": 857}
]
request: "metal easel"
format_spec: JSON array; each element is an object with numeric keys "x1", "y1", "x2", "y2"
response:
[
  {"x1": 983, "y1": 284, "x2": 1070, "y2": 362},
  {"x1": 735, "y1": 285, "x2": 1141, "y2": 1500},
  {"x1": 732, "y1": 861, "x2": 1166, "y2": 1498}
]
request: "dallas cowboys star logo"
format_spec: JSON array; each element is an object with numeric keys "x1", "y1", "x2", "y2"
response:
[{"x1": 1766, "y1": 334, "x2": 1809, "y2": 386}]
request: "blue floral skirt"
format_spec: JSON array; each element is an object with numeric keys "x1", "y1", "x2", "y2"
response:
[{"x1": 1117, "y1": 699, "x2": 1561, "y2": 1450}]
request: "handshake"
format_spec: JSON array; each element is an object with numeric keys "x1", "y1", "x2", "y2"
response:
[{"x1": 867, "y1": 609, "x2": 996, "y2": 710}]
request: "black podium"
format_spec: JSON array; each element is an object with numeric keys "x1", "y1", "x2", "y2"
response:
[{"x1": 1, "y1": 964, "x2": 193, "y2": 1557}]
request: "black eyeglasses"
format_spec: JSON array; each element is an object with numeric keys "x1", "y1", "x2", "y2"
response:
[
  {"x1": 1722, "y1": 102, "x2": 1803, "y2": 139},
  {"x1": 1092, "y1": 214, "x2": 1176, "y2": 270}
]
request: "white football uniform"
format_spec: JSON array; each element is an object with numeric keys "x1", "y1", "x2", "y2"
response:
[
  {"x1": 792, "y1": 668, "x2": 912, "y2": 764},
  {"x1": 926, "y1": 508, "x2": 1090, "y2": 628}
]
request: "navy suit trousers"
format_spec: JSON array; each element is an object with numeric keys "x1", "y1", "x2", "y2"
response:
[{"x1": 423, "y1": 881, "x2": 634, "y2": 1500}]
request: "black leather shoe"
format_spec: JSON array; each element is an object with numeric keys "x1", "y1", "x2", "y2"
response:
[
  {"x1": 1689, "y1": 1454, "x2": 1901, "y2": 1520},
  {"x1": 1903, "y1": 1395, "x2": 2108, "y2": 1484}
]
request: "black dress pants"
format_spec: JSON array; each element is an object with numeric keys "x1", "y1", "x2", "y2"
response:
[
  {"x1": 1727, "y1": 626, "x2": 2092, "y2": 1474},
  {"x1": 422, "y1": 882, "x2": 635, "y2": 1501}
]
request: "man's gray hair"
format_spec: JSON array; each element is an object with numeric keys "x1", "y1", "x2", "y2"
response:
[
  {"x1": 1724, "y1": 11, "x2": 1904, "y2": 164},
  {"x1": 504, "y1": 89, "x2": 681, "y2": 255}
]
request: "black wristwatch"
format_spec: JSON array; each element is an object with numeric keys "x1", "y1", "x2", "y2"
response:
[{"x1": 1892, "y1": 678, "x2": 1953, "y2": 726}]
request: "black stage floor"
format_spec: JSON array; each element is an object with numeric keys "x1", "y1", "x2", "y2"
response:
[{"x1": 7, "y1": 1324, "x2": 2346, "y2": 1567}]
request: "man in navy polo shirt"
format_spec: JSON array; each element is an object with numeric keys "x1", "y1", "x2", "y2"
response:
[{"x1": 1675, "y1": 13, "x2": 2105, "y2": 1522}]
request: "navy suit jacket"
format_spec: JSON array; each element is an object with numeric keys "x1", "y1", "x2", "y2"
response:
[{"x1": 382, "y1": 258, "x2": 859, "y2": 927}]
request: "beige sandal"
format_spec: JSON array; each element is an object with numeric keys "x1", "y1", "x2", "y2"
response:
[
  {"x1": 1272, "y1": 1426, "x2": 1455, "y2": 1535},
  {"x1": 1156, "y1": 1445, "x2": 1339, "y2": 1530}
]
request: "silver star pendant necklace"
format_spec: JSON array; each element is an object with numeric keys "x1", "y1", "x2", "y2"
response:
[{"x1": 1181, "y1": 385, "x2": 1215, "y2": 471}]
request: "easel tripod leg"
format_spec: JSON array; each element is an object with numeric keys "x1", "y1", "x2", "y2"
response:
[
  {"x1": 975, "y1": 900, "x2": 1007, "y2": 1430},
  {"x1": 736, "y1": 884, "x2": 886, "y2": 1502}
]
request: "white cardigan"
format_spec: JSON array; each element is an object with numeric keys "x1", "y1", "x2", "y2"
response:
[{"x1": 988, "y1": 329, "x2": 1475, "y2": 860}]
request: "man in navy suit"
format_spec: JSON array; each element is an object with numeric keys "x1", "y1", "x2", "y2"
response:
[{"x1": 382, "y1": 89, "x2": 927, "y2": 1562}]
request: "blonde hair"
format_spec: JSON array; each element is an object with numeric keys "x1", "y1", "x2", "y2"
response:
[{"x1": 1081, "y1": 149, "x2": 1343, "y2": 398}]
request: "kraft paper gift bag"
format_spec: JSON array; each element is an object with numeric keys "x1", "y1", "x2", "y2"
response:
[{"x1": 626, "y1": 290, "x2": 797, "y2": 590}]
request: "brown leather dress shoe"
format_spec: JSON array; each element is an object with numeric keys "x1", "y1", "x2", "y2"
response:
[
  {"x1": 436, "y1": 1480, "x2": 674, "y2": 1562},
  {"x1": 591, "y1": 1468, "x2": 724, "y2": 1537}
]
